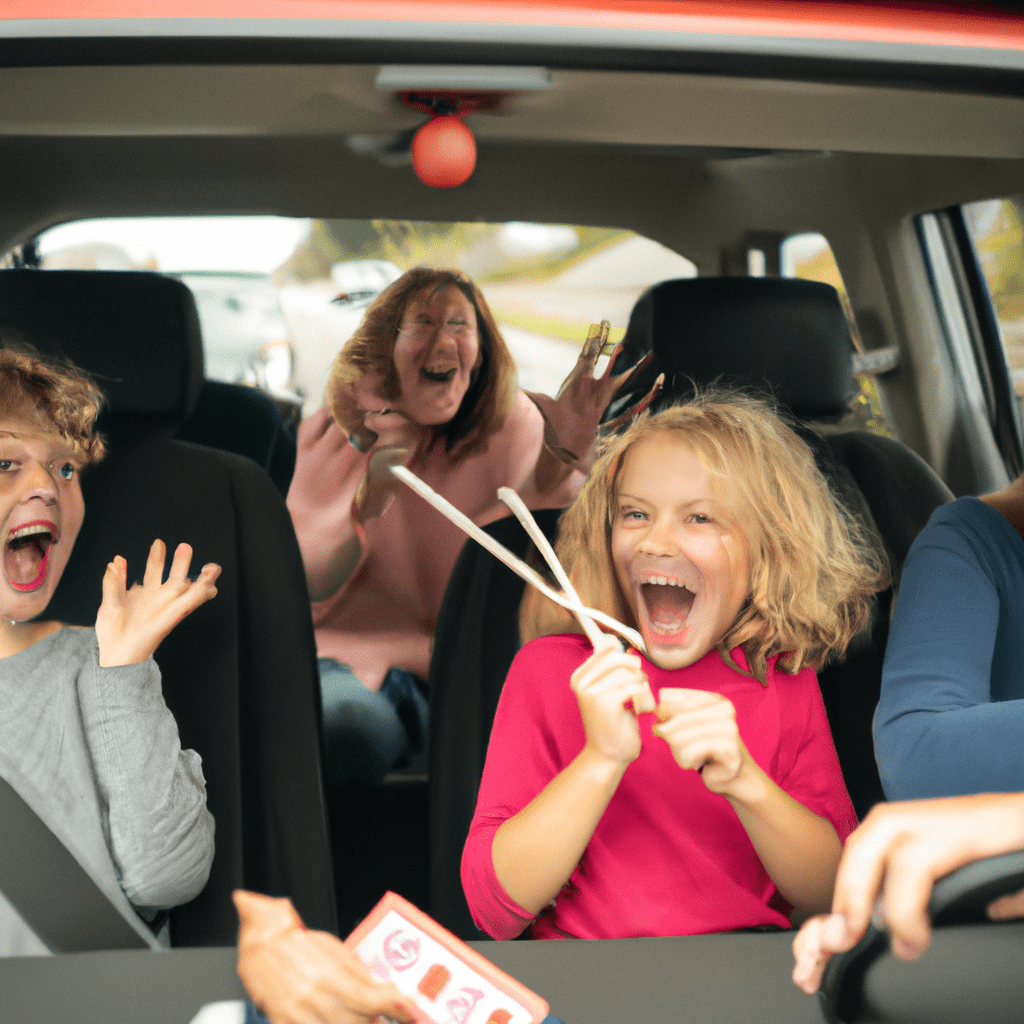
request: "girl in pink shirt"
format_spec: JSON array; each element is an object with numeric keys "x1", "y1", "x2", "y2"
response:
[
  {"x1": 462, "y1": 394, "x2": 885, "y2": 939},
  {"x1": 287, "y1": 268, "x2": 655, "y2": 786}
]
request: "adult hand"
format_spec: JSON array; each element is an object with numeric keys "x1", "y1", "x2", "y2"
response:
[
  {"x1": 791, "y1": 793, "x2": 1024, "y2": 994},
  {"x1": 652, "y1": 688, "x2": 751, "y2": 794},
  {"x1": 234, "y1": 891, "x2": 415, "y2": 1024},
  {"x1": 95, "y1": 539, "x2": 220, "y2": 667},
  {"x1": 526, "y1": 322, "x2": 660, "y2": 469},
  {"x1": 571, "y1": 632, "x2": 654, "y2": 766},
  {"x1": 348, "y1": 371, "x2": 422, "y2": 524},
  {"x1": 347, "y1": 370, "x2": 421, "y2": 454}
]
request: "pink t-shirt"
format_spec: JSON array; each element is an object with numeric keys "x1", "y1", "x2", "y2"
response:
[
  {"x1": 286, "y1": 394, "x2": 582, "y2": 691},
  {"x1": 462, "y1": 633, "x2": 858, "y2": 940}
]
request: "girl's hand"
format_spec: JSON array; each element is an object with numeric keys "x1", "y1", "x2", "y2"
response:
[
  {"x1": 95, "y1": 539, "x2": 221, "y2": 667},
  {"x1": 234, "y1": 891, "x2": 415, "y2": 1024},
  {"x1": 653, "y1": 688, "x2": 753, "y2": 794},
  {"x1": 526, "y1": 327, "x2": 659, "y2": 470},
  {"x1": 571, "y1": 632, "x2": 654, "y2": 766}
]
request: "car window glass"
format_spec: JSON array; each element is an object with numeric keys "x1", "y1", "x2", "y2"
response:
[
  {"x1": 20, "y1": 217, "x2": 696, "y2": 420},
  {"x1": 962, "y1": 197, "x2": 1024, "y2": 420},
  {"x1": 286, "y1": 219, "x2": 697, "y2": 414},
  {"x1": 782, "y1": 232, "x2": 889, "y2": 435}
]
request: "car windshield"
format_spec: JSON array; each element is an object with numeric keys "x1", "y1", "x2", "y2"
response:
[{"x1": 28, "y1": 215, "x2": 699, "y2": 413}]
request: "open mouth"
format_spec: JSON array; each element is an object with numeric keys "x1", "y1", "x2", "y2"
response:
[
  {"x1": 4, "y1": 522, "x2": 58, "y2": 593},
  {"x1": 639, "y1": 577, "x2": 696, "y2": 638},
  {"x1": 421, "y1": 365, "x2": 458, "y2": 384}
]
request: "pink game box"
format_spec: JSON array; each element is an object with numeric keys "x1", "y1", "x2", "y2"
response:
[{"x1": 344, "y1": 892, "x2": 550, "y2": 1024}]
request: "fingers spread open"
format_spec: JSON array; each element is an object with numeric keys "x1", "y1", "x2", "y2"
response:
[
  {"x1": 142, "y1": 538, "x2": 167, "y2": 588},
  {"x1": 609, "y1": 349, "x2": 654, "y2": 389},
  {"x1": 167, "y1": 542, "x2": 194, "y2": 586},
  {"x1": 581, "y1": 321, "x2": 609, "y2": 365},
  {"x1": 101, "y1": 555, "x2": 127, "y2": 603}
]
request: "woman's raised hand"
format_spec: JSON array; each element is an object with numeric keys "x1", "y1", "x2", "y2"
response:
[
  {"x1": 95, "y1": 539, "x2": 221, "y2": 667},
  {"x1": 526, "y1": 323, "x2": 660, "y2": 469},
  {"x1": 349, "y1": 371, "x2": 421, "y2": 524},
  {"x1": 571, "y1": 632, "x2": 654, "y2": 766},
  {"x1": 652, "y1": 688, "x2": 751, "y2": 794},
  {"x1": 348, "y1": 370, "x2": 421, "y2": 453}
]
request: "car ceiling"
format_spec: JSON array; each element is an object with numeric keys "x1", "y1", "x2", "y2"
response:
[
  {"x1": 0, "y1": 17, "x2": 1022, "y2": 482},
  {"x1": 0, "y1": 63, "x2": 1021, "y2": 249}
]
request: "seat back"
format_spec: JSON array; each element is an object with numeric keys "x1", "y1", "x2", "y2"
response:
[
  {"x1": 0, "y1": 269, "x2": 336, "y2": 944},
  {"x1": 647, "y1": 276, "x2": 860, "y2": 419},
  {"x1": 642, "y1": 276, "x2": 953, "y2": 814},
  {"x1": 175, "y1": 379, "x2": 297, "y2": 497},
  {"x1": 428, "y1": 510, "x2": 562, "y2": 939}
]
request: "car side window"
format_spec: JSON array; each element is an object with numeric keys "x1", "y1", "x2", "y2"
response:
[
  {"x1": 781, "y1": 232, "x2": 891, "y2": 436},
  {"x1": 963, "y1": 197, "x2": 1024, "y2": 432},
  {"x1": 917, "y1": 202, "x2": 1024, "y2": 488}
]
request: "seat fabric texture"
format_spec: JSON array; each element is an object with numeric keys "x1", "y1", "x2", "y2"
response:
[
  {"x1": 0, "y1": 269, "x2": 336, "y2": 945},
  {"x1": 428, "y1": 509, "x2": 562, "y2": 939},
  {"x1": 175, "y1": 379, "x2": 297, "y2": 497}
]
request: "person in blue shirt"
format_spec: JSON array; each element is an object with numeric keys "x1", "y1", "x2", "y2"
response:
[{"x1": 874, "y1": 479, "x2": 1024, "y2": 799}]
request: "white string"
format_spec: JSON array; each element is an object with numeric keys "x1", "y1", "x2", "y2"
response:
[{"x1": 390, "y1": 465, "x2": 646, "y2": 654}]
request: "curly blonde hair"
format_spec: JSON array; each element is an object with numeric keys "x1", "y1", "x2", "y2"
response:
[
  {"x1": 521, "y1": 391, "x2": 887, "y2": 682},
  {"x1": 0, "y1": 345, "x2": 106, "y2": 464},
  {"x1": 327, "y1": 267, "x2": 516, "y2": 461}
]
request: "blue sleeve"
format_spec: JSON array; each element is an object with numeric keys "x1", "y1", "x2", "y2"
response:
[{"x1": 875, "y1": 514, "x2": 1024, "y2": 798}]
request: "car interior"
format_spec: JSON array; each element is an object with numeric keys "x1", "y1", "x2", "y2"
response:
[{"x1": 1, "y1": 5, "x2": 1024, "y2": 1022}]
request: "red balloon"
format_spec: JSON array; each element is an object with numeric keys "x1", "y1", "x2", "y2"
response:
[{"x1": 411, "y1": 115, "x2": 477, "y2": 188}]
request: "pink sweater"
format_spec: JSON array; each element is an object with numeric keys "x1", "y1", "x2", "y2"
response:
[
  {"x1": 286, "y1": 394, "x2": 582, "y2": 691},
  {"x1": 462, "y1": 634, "x2": 858, "y2": 940}
]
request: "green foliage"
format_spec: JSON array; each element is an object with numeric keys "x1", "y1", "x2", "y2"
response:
[
  {"x1": 278, "y1": 219, "x2": 633, "y2": 284},
  {"x1": 974, "y1": 199, "x2": 1024, "y2": 323}
]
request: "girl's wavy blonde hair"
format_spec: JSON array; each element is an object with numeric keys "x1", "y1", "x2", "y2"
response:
[
  {"x1": 521, "y1": 391, "x2": 888, "y2": 682},
  {"x1": 0, "y1": 345, "x2": 106, "y2": 464},
  {"x1": 327, "y1": 267, "x2": 516, "y2": 461}
]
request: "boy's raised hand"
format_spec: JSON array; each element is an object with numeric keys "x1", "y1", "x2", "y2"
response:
[
  {"x1": 95, "y1": 539, "x2": 221, "y2": 667},
  {"x1": 653, "y1": 688, "x2": 752, "y2": 793},
  {"x1": 571, "y1": 632, "x2": 654, "y2": 766}
]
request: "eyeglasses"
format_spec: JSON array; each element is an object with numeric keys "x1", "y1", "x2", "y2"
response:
[{"x1": 397, "y1": 318, "x2": 475, "y2": 341}]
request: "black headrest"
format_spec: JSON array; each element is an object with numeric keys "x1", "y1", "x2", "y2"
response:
[
  {"x1": 643, "y1": 277, "x2": 858, "y2": 420},
  {"x1": 0, "y1": 269, "x2": 204, "y2": 431}
]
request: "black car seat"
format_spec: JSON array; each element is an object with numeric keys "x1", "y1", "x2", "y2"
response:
[
  {"x1": 426, "y1": 276, "x2": 953, "y2": 939},
  {"x1": 428, "y1": 509, "x2": 562, "y2": 939},
  {"x1": 0, "y1": 269, "x2": 336, "y2": 945},
  {"x1": 638, "y1": 277, "x2": 953, "y2": 818},
  {"x1": 176, "y1": 378, "x2": 297, "y2": 497}
]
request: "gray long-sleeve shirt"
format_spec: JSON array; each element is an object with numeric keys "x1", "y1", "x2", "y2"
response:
[{"x1": 0, "y1": 626, "x2": 215, "y2": 956}]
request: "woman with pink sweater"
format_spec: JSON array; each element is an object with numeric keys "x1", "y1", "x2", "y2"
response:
[{"x1": 287, "y1": 267, "x2": 651, "y2": 786}]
